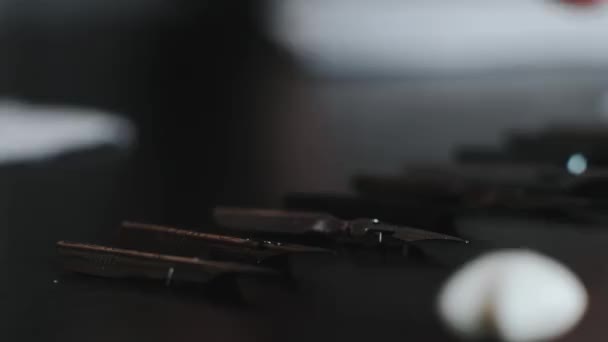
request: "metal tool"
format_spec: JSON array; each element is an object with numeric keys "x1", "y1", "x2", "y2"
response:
[
  {"x1": 456, "y1": 125, "x2": 608, "y2": 169},
  {"x1": 353, "y1": 174, "x2": 608, "y2": 224},
  {"x1": 284, "y1": 192, "x2": 454, "y2": 233},
  {"x1": 57, "y1": 240, "x2": 278, "y2": 286},
  {"x1": 400, "y1": 163, "x2": 608, "y2": 200},
  {"x1": 119, "y1": 221, "x2": 332, "y2": 265},
  {"x1": 213, "y1": 207, "x2": 467, "y2": 247}
]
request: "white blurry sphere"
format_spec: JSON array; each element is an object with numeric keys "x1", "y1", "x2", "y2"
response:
[
  {"x1": 437, "y1": 250, "x2": 587, "y2": 342},
  {"x1": 0, "y1": 100, "x2": 135, "y2": 164}
]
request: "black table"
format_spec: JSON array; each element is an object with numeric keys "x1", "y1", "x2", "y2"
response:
[{"x1": 3, "y1": 149, "x2": 608, "y2": 342}]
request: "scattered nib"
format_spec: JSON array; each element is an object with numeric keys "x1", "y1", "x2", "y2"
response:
[
  {"x1": 213, "y1": 207, "x2": 466, "y2": 248},
  {"x1": 561, "y1": 170, "x2": 608, "y2": 200},
  {"x1": 119, "y1": 221, "x2": 333, "y2": 267},
  {"x1": 284, "y1": 192, "x2": 458, "y2": 235},
  {"x1": 401, "y1": 163, "x2": 566, "y2": 187},
  {"x1": 352, "y1": 174, "x2": 608, "y2": 225},
  {"x1": 437, "y1": 250, "x2": 587, "y2": 342},
  {"x1": 57, "y1": 241, "x2": 279, "y2": 286}
]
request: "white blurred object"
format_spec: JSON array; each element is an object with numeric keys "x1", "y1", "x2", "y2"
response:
[
  {"x1": 0, "y1": 100, "x2": 135, "y2": 164},
  {"x1": 566, "y1": 153, "x2": 588, "y2": 175},
  {"x1": 270, "y1": 0, "x2": 608, "y2": 76},
  {"x1": 437, "y1": 250, "x2": 587, "y2": 342}
]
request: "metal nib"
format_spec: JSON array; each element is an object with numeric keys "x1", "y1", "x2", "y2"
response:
[
  {"x1": 213, "y1": 207, "x2": 466, "y2": 245},
  {"x1": 57, "y1": 240, "x2": 278, "y2": 285}
]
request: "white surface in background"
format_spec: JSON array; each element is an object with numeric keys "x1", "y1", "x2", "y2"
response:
[
  {"x1": 438, "y1": 250, "x2": 587, "y2": 342},
  {"x1": 270, "y1": 0, "x2": 608, "y2": 75},
  {"x1": 0, "y1": 100, "x2": 135, "y2": 164}
]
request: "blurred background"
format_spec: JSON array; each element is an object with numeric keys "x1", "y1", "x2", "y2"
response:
[
  {"x1": 5, "y1": 0, "x2": 608, "y2": 340},
  {"x1": 3, "y1": 0, "x2": 608, "y2": 227}
]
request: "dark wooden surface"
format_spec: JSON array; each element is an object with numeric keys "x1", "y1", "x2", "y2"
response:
[{"x1": 2, "y1": 149, "x2": 608, "y2": 342}]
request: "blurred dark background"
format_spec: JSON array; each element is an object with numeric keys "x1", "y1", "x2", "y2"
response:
[
  {"x1": 3, "y1": 0, "x2": 608, "y2": 226},
  {"x1": 4, "y1": 1, "x2": 608, "y2": 340},
  {"x1": 0, "y1": 0, "x2": 288, "y2": 227}
]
